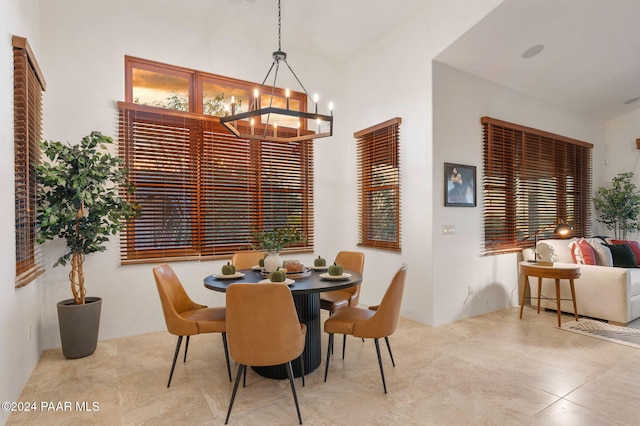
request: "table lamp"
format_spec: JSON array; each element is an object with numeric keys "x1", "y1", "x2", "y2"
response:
[{"x1": 523, "y1": 219, "x2": 572, "y2": 263}]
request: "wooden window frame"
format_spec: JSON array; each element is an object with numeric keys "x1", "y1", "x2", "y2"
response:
[
  {"x1": 482, "y1": 116, "x2": 593, "y2": 255},
  {"x1": 13, "y1": 35, "x2": 46, "y2": 287},
  {"x1": 356, "y1": 117, "x2": 402, "y2": 252},
  {"x1": 125, "y1": 56, "x2": 307, "y2": 126},
  {"x1": 119, "y1": 60, "x2": 314, "y2": 263}
]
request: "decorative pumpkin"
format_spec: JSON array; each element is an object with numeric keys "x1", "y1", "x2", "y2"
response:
[
  {"x1": 270, "y1": 267, "x2": 287, "y2": 282},
  {"x1": 314, "y1": 255, "x2": 326, "y2": 267},
  {"x1": 328, "y1": 262, "x2": 343, "y2": 276},
  {"x1": 221, "y1": 262, "x2": 236, "y2": 276},
  {"x1": 259, "y1": 257, "x2": 265, "y2": 267}
]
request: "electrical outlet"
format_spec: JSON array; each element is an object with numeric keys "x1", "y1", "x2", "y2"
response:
[
  {"x1": 27, "y1": 323, "x2": 32, "y2": 341},
  {"x1": 442, "y1": 224, "x2": 455, "y2": 235}
]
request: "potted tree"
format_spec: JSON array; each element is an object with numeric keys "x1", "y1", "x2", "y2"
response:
[
  {"x1": 36, "y1": 131, "x2": 137, "y2": 358},
  {"x1": 252, "y1": 226, "x2": 305, "y2": 272},
  {"x1": 593, "y1": 172, "x2": 640, "y2": 239}
]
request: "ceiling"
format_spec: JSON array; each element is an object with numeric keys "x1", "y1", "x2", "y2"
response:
[
  {"x1": 435, "y1": 0, "x2": 640, "y2": 121},
  {"x1": 158, "y1": 0, "x2": 640, "y2": 121}
]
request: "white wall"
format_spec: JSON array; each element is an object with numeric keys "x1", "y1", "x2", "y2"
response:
[
  {"x1": 346, "y1": 0, "x2": 505, "y2": 325},
  {"x1": 432, "y1": 63, "x2": 606, "y2": 325},
  {"x1": 1, "y1": 0, "x2": 44, "y2": 421},
  {"x1": 36, "y1": 0, "x2": 349, "y2": 350}
]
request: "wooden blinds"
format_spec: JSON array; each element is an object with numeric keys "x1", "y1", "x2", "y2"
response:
[
  {"x1": 482, "y1": 117, "x2": 592, "y2": 255},
  {"x1": 118, "y1": 102, "x2": 314, "y2": 263},
  {"x1": 13, "y1": 36, "x2": 46, "y2": 287},
  {"x1": 356, "y1": 117, "x2": 402, "y2": 251}
]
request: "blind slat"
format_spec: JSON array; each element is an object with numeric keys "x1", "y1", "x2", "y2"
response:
[
  {"x1": 119, "y1": 105, "x2": 314, "y2": 261},
  {"x1": 356, "y1": 118, "x2": 401, "y2": 251},
  {"x1": 13, "y1": 37, "x2": 45, "y2": 288},
  {"x1": 482, "y1": 116, "x2": 592, "y2": 256}
]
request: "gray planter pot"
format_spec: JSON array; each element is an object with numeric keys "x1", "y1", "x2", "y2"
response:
[{"x1": 57, "y1": 297, "x2": 102, "y2": 359}]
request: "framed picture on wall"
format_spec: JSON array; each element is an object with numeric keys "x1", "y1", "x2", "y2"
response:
[{"x1": 444, "y1": 163, "x2": 476, "y2": 207}]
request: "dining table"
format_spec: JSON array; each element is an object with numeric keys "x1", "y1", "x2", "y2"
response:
[{"x1": 204, "y1": 267, "x2": 363, "y2": 379}]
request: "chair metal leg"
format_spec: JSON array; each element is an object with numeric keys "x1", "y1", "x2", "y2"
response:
[
  {"x1": 225, "y1": 364, "x2": 245, "y2": 425},
  {"x1": 167, "y1": 336, "x2": 183, "y2": 388},
  {"x1": 183, "y1": 335, "x2": 190, "y2": 362},
  {"x1": 342, "y1": 334, "x2": 347, "y2": 359},
  {"x1": 324, "y1": 333, "x2": 334, "y2": 382},
  {"x1": 222, "y1": 332, "x2": 232, "y2": 382},
  {"x1": 243, "y1": 363, "x2": 247, "y2": 388},
  {"x1": 285, "y1": 361, "x2": 303, "y2": 424},
  {"x1": 374, "y1": 338, "x2": 387, "y2": 394},
  {"x1": 384, "y1": 336, "x2": 395, "y2": 367}
]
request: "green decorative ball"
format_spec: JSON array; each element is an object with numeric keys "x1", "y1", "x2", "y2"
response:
[
  {"x1": 328, "y1": 262, "x2": 343, "y2": 276},
  {"x1": 221, "y1": 262, "x2": 236, "y2": 275},
  {"x1": 259, "y1": 257, "x2": 265, "y2": 267},
  {"x1": 314, "y1": 255, "x2": 326, "y2": 267},
  {"x1": 270, "y1": 268, "x2": 287, "y2": 282}
]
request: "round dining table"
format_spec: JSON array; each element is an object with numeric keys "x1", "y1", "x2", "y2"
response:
[{"x1": 204, "y1": 268, "x2": 362, "y2": 379}]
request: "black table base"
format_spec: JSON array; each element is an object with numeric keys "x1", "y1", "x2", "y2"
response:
[{"x1": 252, "y1": 292, "x2": 321, "y2": 379}]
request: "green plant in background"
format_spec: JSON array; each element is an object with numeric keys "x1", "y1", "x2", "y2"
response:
[
  {"x1": 252, "y1": 226, "x2": 305, "y2": 252},
  {"x1": 593, "y1": 172, "x2": 640, "y2": 239},
  {"x1": 36, "y1": 132, "x2": 138, "y2": 304}
]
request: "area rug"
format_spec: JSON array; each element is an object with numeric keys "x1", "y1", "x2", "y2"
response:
[{"x1": 560, "y1": 318, "x2": 640, "y2": 349}]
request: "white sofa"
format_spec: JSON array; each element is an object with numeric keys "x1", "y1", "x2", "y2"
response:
[{"x1": 522, "y1": 237, "x2": 640, "y2": 325}]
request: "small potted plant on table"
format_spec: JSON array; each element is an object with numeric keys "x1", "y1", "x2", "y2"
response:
[{"x1": 252, "y1": 226, "x2": 305, "y2": 272}]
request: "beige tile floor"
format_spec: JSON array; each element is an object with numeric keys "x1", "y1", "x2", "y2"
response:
[{"x1": 7, "y1": 306, "x2": 640, "y2": 425}]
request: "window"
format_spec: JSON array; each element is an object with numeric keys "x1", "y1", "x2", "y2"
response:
[
  {"x1": 482, "y1": 116, "x2": 593, "y2": 255},
  {"x1": 356, "y1": 117, "x2": 401, "y2": 251},
  {"x1": 119, "y1": 58, "x2": 314, "y2": 263},
  {"x1": 13, "y1": 35, "x2": 46, "y2": 287},
  {"x1": 125, "y1": 56, "x2": 307, "y2": 120}
]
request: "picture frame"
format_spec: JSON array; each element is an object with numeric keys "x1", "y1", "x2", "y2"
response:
[{"x1": 444, "y1": 163, "x2": 476, "y2": 207}]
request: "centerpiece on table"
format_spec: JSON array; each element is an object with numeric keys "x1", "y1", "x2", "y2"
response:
[{"x1": 252, "y1": 226, "x2": 305, "y2": 272}]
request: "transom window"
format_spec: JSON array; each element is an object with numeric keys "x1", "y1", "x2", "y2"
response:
[{"x1": 125, "y1": 56, "x2": 306, "y2": 120}]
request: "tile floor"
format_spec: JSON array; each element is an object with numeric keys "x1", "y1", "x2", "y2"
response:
[{"x1": 7, "y1": 306, "x2": 640, "y2": 425}]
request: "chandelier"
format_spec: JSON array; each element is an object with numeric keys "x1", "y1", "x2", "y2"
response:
[{"x1": 220, "y1": 0, "x2": 333, "y2": 143}]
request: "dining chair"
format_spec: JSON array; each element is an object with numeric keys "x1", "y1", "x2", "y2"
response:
[
  {"x1": 153, "y1": 264, "x2": 232, "y2": 387},
  {"x1": 320, "y1": 251, "x2": 365, "y2": 313},
  {"x1": 230, "y1": 251, "x2": 265, "y2": 270},
  {"x1": 225, "y1": 283, "x2": 306, "y2": 425},
  {"x1": 323, "y1": 263, "x2": 407, "y2": 394}
]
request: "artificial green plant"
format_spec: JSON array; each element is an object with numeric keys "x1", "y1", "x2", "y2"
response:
[
  {"x1": 593, "y1": 172, "x2": 640, "y2": 239},
  {"x1": 252, "y1": 226, "x2": 305, "y2": 252},
  {"x1": 36, "y1": 131, "x2": 138, "y2": 304}
]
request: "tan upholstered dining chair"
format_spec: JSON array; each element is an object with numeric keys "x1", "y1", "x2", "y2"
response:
[
  {"x1": 225, "y1": 283, "x2": 306, "y2": 424},
  {"x1": 320, "y1": 251, "x2": 365, "y2": 313},
  {"x1": 324, "y1": 263, "x2": 407, "y2": 394},
  {"x1": 153, "y1": 264, "x2": 231, "y2": 387},
  {"x1": 230, "y1": 251, "x2": 265, "y2": 270}
]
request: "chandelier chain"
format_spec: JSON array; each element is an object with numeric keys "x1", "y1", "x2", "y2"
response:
[{"x1": 278, "y1": 0, "x2": 282, "y2": 52}]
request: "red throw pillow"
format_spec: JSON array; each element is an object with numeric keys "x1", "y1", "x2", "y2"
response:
[
  {"x1": 611, "y1": 240, "x2": 640, "y2": 266},
  {"x1": 578, "y1": 239, "x2": 597, "y2": 265},
  {"x1": 569, "y1": 238, "x2": 597, "y2": 265}
]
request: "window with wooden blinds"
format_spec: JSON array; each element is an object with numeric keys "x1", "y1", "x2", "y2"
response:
[
  {"x1": 356, "y1": 117, "x2": 401, "y2": 251},
  {"x1": 482, "y1": 116, "x2": 592, "y2": 255},
  {"x1": 118, "y1": 102, "x2": 314, "y2": 263},
  {"x1": 13, "y1": 36, "x2": 46, "y2": 288}
]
